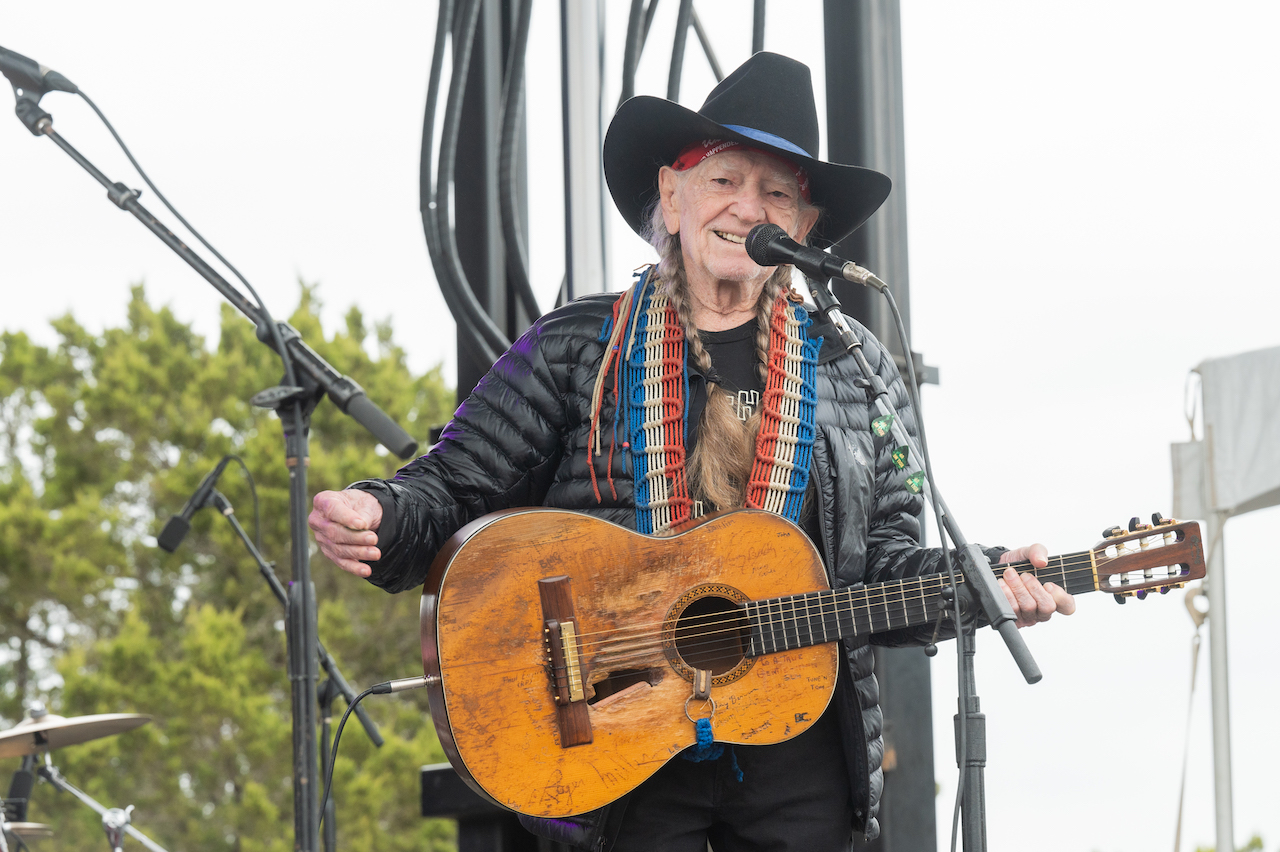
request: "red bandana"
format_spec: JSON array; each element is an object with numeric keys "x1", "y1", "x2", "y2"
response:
[{"x1": 671, "y1": 139, "x2": 811, "y2": 202}]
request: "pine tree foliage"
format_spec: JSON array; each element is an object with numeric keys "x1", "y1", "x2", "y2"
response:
[{"x1": 1, "y1": 284, "x2": 457, "y2": 851}]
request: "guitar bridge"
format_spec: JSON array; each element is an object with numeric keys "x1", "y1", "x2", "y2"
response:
[
  {"x1": 544, "y1": 619, "x2": 586, "y2": 703},
  {"x1": 539, "y1": 576, "x2": 593, "y2": 747}
]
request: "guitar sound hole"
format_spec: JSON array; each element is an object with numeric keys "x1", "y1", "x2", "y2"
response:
[{"x1": 674, "y1": 595, "x2": 749, "y2": 675}]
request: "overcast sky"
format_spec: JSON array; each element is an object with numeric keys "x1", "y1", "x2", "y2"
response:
[{"x1": 3, "y1": 3, "x2": 1278, "y2": 851}]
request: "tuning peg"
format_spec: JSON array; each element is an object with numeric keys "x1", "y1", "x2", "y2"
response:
[
  {"x1": 1160, "y1": 586, "x2": 1173, "y2": 595},
  {"x1": 1129, "y1": 516, "x2": 1153, "y2": 532},
  {"x1": 1113, "y1": 593, "x2": 1127, "y2": 605},
  {"x1": 1102, "y1": 525, "x2": 1125, "y2": 539},
  {"x1": 1136, "y1": 590, "x2": 1148, "y2": 600}
]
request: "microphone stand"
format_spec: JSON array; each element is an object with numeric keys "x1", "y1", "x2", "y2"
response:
[
  {"x1": 804, "y1": 274, "x2": 1041, "y2": 852},
  {"x1": 36, "y1": 759, "x2": 170, "y2": 852},
  {"x1": 10, "y1": 96, "x2": 417, "y2": 852},
  {"x1": 206, "y1": 489, "x2": 382, "y2": 852},
  {"x1": 317, "y1": 679, "x2": 339, "y2": 852}
]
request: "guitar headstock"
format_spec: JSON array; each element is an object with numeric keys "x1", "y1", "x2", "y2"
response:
[{"x1": 1093, "y1": 515, "x2": 1205, "y2": 602}]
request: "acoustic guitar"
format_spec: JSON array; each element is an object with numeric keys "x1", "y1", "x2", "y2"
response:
[{"x1": 419, "y1": 508, "x2": 1204, "y2": 817}]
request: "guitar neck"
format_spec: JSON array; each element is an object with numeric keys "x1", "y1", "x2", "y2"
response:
[{"x1": 744, "y1": 550, "x2": 1097, "y2": 656}]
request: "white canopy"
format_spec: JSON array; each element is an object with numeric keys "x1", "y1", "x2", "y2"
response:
[{"x1": 1172, "y1": 345, "x2": 1280, "y2": 520}]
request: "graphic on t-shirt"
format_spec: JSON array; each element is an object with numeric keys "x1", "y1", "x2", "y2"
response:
[{"x1": 727, "y1": 388, "x2": 759, "y2": 422}]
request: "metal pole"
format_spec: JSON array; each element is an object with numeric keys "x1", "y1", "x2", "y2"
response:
[
  {"x1": 36, "y1": 763, "x2": 171, "y2": 852},
  {"x1": 560, "y1": 0, "x2": 608, "y2": 300},
  {"x1": 824, "y1": 0, "x2": 912, "y2": 347},
  {"x1": 824, "y1": 3, "x2": 937, "y2": 848},
  {"x1": 1205, "y1": 509, "x2": 1235, "y2": 852},
  {"x1": 956, "y1": 647, "x2": 986, "y2": 852}
]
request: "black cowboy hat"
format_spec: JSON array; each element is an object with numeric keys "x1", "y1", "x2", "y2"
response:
[{"x1": 603, "y1": 52, "x2": 891, "y2": 248}]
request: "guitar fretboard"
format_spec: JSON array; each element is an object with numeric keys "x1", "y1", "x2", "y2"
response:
[{"x1": 744, "y1": 551, "x2": 1096, "y2": 656}]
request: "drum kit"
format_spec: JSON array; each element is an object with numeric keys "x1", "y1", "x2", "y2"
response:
[{"x1": 0, "y1": 703, "x2": 169, "y2": 852}]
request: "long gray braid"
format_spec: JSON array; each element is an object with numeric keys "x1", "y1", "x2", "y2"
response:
[{"x1": 642, "y1": 199, "x2": 793, "y2": 511}]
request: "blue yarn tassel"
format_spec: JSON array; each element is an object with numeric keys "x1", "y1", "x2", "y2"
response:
[
  {"x1": 680, "y1": 718, "x2": 743, "y2": 781},
  {"x1": 684, "y1": 718, "x2": 723, "y2": 761}
]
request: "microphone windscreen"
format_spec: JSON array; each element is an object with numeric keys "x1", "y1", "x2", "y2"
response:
[
  {"x1": 157, "y1": 515, "x2": 191, "y2": 553},
  {"x1": 744, "y1": 223, "x2": 789, "y2": 267}
]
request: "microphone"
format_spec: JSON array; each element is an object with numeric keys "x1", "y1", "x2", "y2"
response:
[
  {"x1": 158, "y1": 456, "x2": 232, "y2": 552},
  {"x1": 744, "y1": 223, "x2": 886, "y2": 291},
  {"x1": 0, "y1": 45, "x2": 78, "y2": 99}
]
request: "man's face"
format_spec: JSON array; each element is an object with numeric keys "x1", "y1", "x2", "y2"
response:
[{"x1": 659, "y1": 149, "x2": 818, "y2": 294}]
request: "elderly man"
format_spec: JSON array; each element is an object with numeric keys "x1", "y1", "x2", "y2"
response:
[{"x1": 309, "y1": 52, "x2": 1071, "y2": 851}]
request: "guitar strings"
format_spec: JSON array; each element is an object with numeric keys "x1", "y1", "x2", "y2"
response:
[
  {"x1": 535, "y1": 561, "x2": 1077, "y2": 677},
  {"x1": 558, "y1": 531, "x2": 1185, "y2": 651},
  {"x1": 564, "y1": 552, "x2": 1098, "y2": 651},
  {"x1": 543, "y1": 549, "x2": 1189, "y2": 662},
  {"x1": 445, "y1": 545, "x2": 1191, "y2": 682}
]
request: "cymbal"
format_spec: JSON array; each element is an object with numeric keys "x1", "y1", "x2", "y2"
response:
[
  {"x1": 0, "y1": 714, "x2": 151, "y2": 759},
  {"x1": 3, "y1": 823, "x2": 53, "y2": 839}
]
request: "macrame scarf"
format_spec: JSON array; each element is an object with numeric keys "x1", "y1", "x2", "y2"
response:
[{"x1": 590, "y1": 268, "x2": 820, "y2": 534}]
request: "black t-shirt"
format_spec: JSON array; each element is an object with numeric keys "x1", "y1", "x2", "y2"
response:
[
  {"x1": 700, "y1": 318, "x2": 820, "y2": 543},
  {"x1": 700, "y1": 320, "x2": 762, "y2": 421}
]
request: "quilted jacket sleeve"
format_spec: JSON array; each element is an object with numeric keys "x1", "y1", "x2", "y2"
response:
[{"x1": 349, "y1": 298, "x2": 612, "y2": 593}]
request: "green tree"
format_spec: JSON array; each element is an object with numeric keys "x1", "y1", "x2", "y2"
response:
[
  {"x1": 1194, "y1": 833, "x2": 1268, "y2": 852},
  {"x1": 1, "y1": 284, "x2": 456, "y2": 851}
]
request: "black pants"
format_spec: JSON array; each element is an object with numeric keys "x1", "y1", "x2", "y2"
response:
[{"x1": 608, "y1": 709, "x2": 853, "y2": 852}]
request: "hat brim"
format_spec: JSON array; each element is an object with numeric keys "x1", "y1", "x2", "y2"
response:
[{"x1": 603, "y1": 95, "x2": 891, "y2": 249}]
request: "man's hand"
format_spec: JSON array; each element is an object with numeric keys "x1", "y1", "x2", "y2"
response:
[
  {"x1": 998, "y1": 544, "x2": 1076, "y2": 628},
  {"x1": 308, "y1": 489, "x2": 384, "y2": 578}
]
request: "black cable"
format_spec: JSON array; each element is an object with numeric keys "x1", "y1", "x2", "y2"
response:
[
  {"x1": 950, "y1": 596, "x2": 971, "y2": 852},
  {"x1": 439, "y1": 0, "x2": 507, "y2": 356},
  {"x1": 689, "y1": 9, "x2": 724, "y2": 81},
  {"x1": 75, "y1": 92, "x2": 297, "y2": 395},
  {"x1": 555, "y1": 272, "x2": 569, "y2": 310},
  {"x1": 317, "y1": 685, "x2": 373, "y2": 836},
  {"x1": 419, "y1": 0, "x2": 503, "y2": 366},
  {"x1": 419, "y1": 0, "x2": 453, "y2": 262},
  {"x1": 618, "y1": 0, "x2": 647, "y2": 108},
  {"x1": 226, "y1": 454, "x2": 262, "y2": 556},
  {"x1": 876, "y1": 287, "x2": 972, "y2": 852},
  {"x1": 77, "y1": 92, "x2": 312, "y2": 510},
  {"x1": 667, "y1": 0, "x2": 695, "y2": 100},
  {"x1": 497, "y1": 0, "x2": 542, "y2": 324},
  {"x1": 432, "y1": 0, "x2": 508, "y2": 364},
  {"x1": 642, "y1": 0, "x2": 662, "y2": 49},
  {"x1": 616, "y1": 0, "x2": 661, "y2": 114},
  {"x1": 420, "y1": 0, "x2": 486, "y2": 360},
  {"x1": 316, "y1": 676, "x2": 429, "y2": 837},
  {"x1": 752, "y1": 0, "x2": 766, "y2": 54}
]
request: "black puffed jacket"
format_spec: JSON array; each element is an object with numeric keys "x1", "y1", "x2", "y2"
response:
[{"x1": 355, "y1": 293, "x2": 990, "y2": 847}]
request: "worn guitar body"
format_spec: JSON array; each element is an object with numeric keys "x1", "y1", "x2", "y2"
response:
[
  {"x1": 420, "y1": 507, "x2": 1205, "y2": 818},
  {"x1": 420, "y1": 508, "x2": 837, "y2": 818}
]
